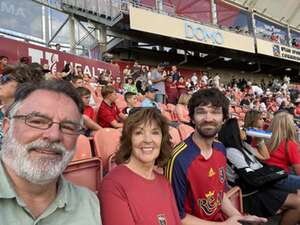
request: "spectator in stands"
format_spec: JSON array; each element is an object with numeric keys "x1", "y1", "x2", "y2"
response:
[
  {"x1": 123, "y1": 76, "x2": 138, "y2": 94},
  {"x1": 122, "y1": 65, "x2": 131, "y2": 77},
  {"x1": 0, "y1": 55, "x2": 8, "y2": 75},
  {"x1": 19, "y1": 57, "x2": 30, "y2": 65},
  {"x1": 71, "y1": 77, "x2": 84, "y2": 88},
  {"x1": 97, "y1": 85, "x2": 125, "y2": 128},
  {"x1": 77, "y1": 87, "x2": 95, "y2": 120},
  {"x1": 294, "y1": 99, "x2": 300, "y2": 117},
  {"x1": 55, "y1": 43, "x2": 61, "y2": 51},
  {"x1": 112, "y1": 76, "x2": 124, "y2": 94},
  {"x1": 100, "y1": 108, "x2": 181, "y2": 225},
  {"x1": 150, "y1": 63, "x2": 167, "y2": 103},
  {"x1": 165, "y1": 75, "x2": 178, "y2": 104},
  {"x1": 123, "y1": 91, "x2": 139, "y2": 115},
  {"x1": 166, "y1": 88, "x2": 265, "y2": 224},
  {"x1": 141, "y1": 86, "x2": 159, "y2": 109},
  {"x1": 266, "y1": 111, "x2": 300, "y2": 176},
  {"x1": 176, "y1": 76, "x2": 187, "y2": 97},
  {"x1": 218, "y1": 118, "x2": 300, "y2": 225},
  {"x1": 136, "y1": 65, "x2": 149, "y2": 93},
  {"x1": 240, "y1": 94, "x2": 251, "y2": 107},
  {"x1": 191, "y1": 72, "x2": 198, "y2": 87},
  {"x1": 61, "y1": 63, "x2": 74, "y2": 81},
  {"x1": 170, "y1": 65, "x2": 180, "y2": 83},
  {"x1": 0, "y1": 80, "x2": 101, "y2": 224},
  {"x1": 77, "y1": 87, "x2": 101, "y2": 136}
]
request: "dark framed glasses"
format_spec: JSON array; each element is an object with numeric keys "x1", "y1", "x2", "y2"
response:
[{"x1": 11, "y1": 113, "x2": 84, "y2": 135}]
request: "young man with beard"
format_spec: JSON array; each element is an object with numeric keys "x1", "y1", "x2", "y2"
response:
[
  {"x1": 166, "y1": 88, "x2": 267, "y2": 225},
  {"x1": 0, "y1": 80, "x2": 101, "y2": 225}
]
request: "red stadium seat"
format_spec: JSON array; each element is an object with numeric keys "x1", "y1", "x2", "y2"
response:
[
  {"x1": 93, "y1": 128, "x2": 121, "y2": 172},
  {"x1": 177, "y1": 123, "x2": 194, "y2": 140},
  {"x1": 161, "y1": 110, "x2": 172, "y2": 121},
  {"x1": 64, "y1": 158, "x2": 102, "y2": 195},
  {"x1": 72, "y1": 135, "x2": 93, "y2": 161},
  {"x1": 169, "y1": 126, "x2": 182, "y2": 146},
  {"x1": 108, "y1": 153, "x2": 117, "y2": 172},
  {"x1": 226, "y1": 186, "x2": 243, "y2": 213}
]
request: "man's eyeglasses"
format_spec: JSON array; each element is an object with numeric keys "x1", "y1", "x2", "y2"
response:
[
  {"x1": 0, "y1": 74, "x2": 13, "y2": 85},
  {"x1": 11, "y1": 113, "x2": 84, "y2": 135}
]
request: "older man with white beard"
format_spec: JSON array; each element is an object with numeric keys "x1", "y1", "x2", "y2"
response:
[{"x1": 0, "y1": 80, "x2": 101, "y2": 225}]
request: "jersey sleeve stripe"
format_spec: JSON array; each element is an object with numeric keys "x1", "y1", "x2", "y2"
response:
[{"x1": 166, "y1": 143, "x2": 187, "y2": 182}]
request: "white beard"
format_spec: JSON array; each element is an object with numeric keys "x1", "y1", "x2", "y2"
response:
[{"x1": 1, "y1": 128, "x2": 75, "y2": 185}]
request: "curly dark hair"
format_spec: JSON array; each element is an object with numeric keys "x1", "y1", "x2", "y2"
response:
[
  {"x1": 115, "y1": 108, "x2": 172, "y2": 167},
  {"x1": 188, "y1": 88, "x2": 229, "y2": 127}
]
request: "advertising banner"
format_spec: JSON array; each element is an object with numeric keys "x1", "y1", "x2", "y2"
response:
[
  {"x1": 257, "y1": 39, "x2": 300, "y2": 63},
  {"x1": 129, "y1": 6, "x2": 255, "y2": 53},
  {"x1": 0, "y1": 37, "x2": 120, "y2": 76}
]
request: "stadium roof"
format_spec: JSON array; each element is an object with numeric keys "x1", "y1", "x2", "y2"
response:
[{"x1": 224, "y1": 0, "x2": 300, "y2": 30}]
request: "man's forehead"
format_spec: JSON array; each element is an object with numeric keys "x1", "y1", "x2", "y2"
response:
[{"x1": 17, "y1": 90, "x2": 80, "y2": 116}]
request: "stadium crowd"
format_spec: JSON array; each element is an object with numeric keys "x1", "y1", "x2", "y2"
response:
[{"x1": 1, "y1": 54, "x2": 300, "y2": 225}]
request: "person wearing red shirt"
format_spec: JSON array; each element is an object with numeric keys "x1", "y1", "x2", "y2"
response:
[
  {"x1": 97, "y1": 85, "x2": 126, "y2": 128},
  {"x1": 100, "y1": 108, "x2": 181, "y2": 225},
  {"x1": 165, "y1": 75, "x2": 179, "y2": 104},
  {"x1": 267, "y1": 111, "x2": 300, "y2": 174},
  {"x1": 177, "y1": 76, "x2": 187, "y2": 96},
  {"x1": 77, "y1": 87, "x2": 101, "y2": 135}
]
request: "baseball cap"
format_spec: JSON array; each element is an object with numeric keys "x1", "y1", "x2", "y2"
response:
[{"x1": 145, "y1": 86, "x2": 159, "y2": 93}]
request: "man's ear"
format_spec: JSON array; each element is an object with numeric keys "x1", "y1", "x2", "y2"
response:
[{"x1": 2, "y1": 117, "x2": 10, "y2": 135}]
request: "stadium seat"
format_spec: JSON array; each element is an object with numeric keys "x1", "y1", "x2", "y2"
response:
[
  {"x1": 93, "y1": 128, "x2": 121, "y2": 172},
  {"x1": 226, "y1": 186, "x2": 243, "y2": 213},
  {"x1": 108, "y1": 153, "x2": 117, "y2": 172},
  {"x1": 161, "y1": 110, "x2": 173, "y2": 121},
  {"x1": 64, "y1": 157, "x2": 102, "y2": 196},
  {"x1": 169, "y1": 126, "x2": 182, "y2": 146},
  {"x1": 177, "y1": 123, "x2": 194, "y2": 140},
  {"x1": 72, "y1": 135, "x2": 93, "y2": 161},
  {"x1": 167, "y1": 103, "x2": 178, "y2": 121}
]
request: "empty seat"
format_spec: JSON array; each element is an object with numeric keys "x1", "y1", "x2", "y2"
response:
[
  {"x1": 93, "y1": 128, "x2": 121, "y2": 172},
  {"x1": 72, "y1": 135, "x2": 92, "y2": 161},
  {"x1": 64, "y1": 158, "x2": 102, "y2": 196},
  {"x1": 177, "y1": 124, "x2": 194, "y2": 140}
]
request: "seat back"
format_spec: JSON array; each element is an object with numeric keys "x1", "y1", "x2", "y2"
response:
[
  {"x1": 72, "y1": 135, "x2": 92, "y2": 161},
  {"x1": 177, "y1": 124, "x2": 194, "y2": 140},
  {"x1": 93, "y1": 128, "x2": 121, "y2": 171},
  {"x1": 226, "y1": 186, "x2": 243, "y2": 213},
  {"x1": 64, "y1": 158, "x2": 102, "y2": 195},
  {"x1": 169, "y1": 126, "x2": 182, "y2": 146}
]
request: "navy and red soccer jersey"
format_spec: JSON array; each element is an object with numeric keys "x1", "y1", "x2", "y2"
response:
[{"x1": 166, "y1": 135, "x2": 227, "y2": 222}]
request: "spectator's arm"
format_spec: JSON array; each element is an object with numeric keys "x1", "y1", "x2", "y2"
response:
[
  {"x1": 110, "y1": 120, "x2": 123, "y2": 128},
  {"x1": 118, "y1": 112, "x2": 127, "y2": 120},
  {"x1": 221, "y1": 193, "x2": 242, "y2": 218},
  {"x1": 83, "y1": 115, "x2": 101, "y2": 131}
]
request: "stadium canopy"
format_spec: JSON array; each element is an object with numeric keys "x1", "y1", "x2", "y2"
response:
[{"x1": 224, "y1": 0, "x2": 300, "y2": 30}]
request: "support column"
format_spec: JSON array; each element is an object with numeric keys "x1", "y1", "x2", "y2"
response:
[
  {"x1": 210, "y1": 0, "x2": 218, "y2": 25},
  {"x1": 69, "y1": 16, "x2": 76, "y2": 54},
  {"x1": 96, "y1": 24, "x2": 107, "y2": 60}
]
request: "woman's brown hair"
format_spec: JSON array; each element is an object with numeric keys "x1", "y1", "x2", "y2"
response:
[{"x1": 115, "y1": 108, "x2": 172, "y2": 167}]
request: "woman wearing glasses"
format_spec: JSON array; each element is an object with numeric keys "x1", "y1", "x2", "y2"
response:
[{"x1": 100, "y1": 108, "x2": 181, "y2": 225}]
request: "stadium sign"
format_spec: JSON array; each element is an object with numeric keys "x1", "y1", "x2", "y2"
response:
[
  {"x1": 129, "y1": 6, "x2": 255, "y2": 53},
  {"x1": 184, "y1": 22, "x2": 224, "y2": 45},
  {"x1": 257, "y1": 39, "x2": 300, "y2": 63},
  {"x1": 0, "y1": 37, "x2": 119, "y2": 76}
]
